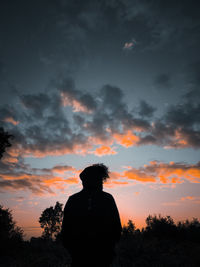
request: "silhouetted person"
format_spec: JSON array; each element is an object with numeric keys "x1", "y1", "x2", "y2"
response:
[{"x1": 61, "y1": 163, "x2": 122, "y2": 267}]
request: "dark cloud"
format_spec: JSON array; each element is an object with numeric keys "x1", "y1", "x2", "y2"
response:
[
  {"x1": 138, "y1": 59, "x2": 200, "y2": 148},
  {"x1": 165, "y1": 103, "x2": 200, "y2": 128},
  {"x1": 0, "y1": 79, "x2": 151, "y2": 157},
  {"x1": 154, "y1": 74, "x2": 171, "y2": 90},
  {"x1": 138, "y1": 100, "x2": 156, "y2": 117},
  {"x1": 99, "y1": 0, "x2": 200, "y2": 52},
  {"x1": 2, "y1": 0, "x2": 199, "y2": 74},
  {"x1": 20, "y1": 93, "x2": 52, "y2": 119},
  {"x1": 0, "y1": 106, "x2": 18, "y2": 123},
  {"x1": 0, "y1": 60, "x2": 6, "y2": 80},
  {"x1": 145, "y1": 100, "x2": 200, "y2": 148},
  {"x1": 183, "y1": 60, "x2": 200, "y2": 103},
  {"x1": 1, "y1": 69, "x2": 200, "y2": 159},
  {"x1": 0, "y1": 178, "x2": 53, "y2": 195}
]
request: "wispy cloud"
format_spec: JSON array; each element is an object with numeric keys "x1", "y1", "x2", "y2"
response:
[
  {"x1": 3, "y1": 117, "x2": 19, "y2": 125},
  {"x1": 0, "y1": 159, "x2": 79, "y2": 195},
  {"x1": 162, "y1": 195, "x2": 200, "y2": 206},
  {"x1": 181, "y1": 196, "x2": 200, "y2": 204}
]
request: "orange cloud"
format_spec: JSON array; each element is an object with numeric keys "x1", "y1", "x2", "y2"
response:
[
  {"x1": 181, "y1": 196, "x2": 194, "y2": 201},
  {"x1": 109, "y1": 171, "x2": 122, "y2": 180},
  {"x1": 164, "y1": 129, "x2": 196, "y2": 149},
  {"x1": 43, "y1": 176, "x2": 66, "y2": 185},
  {"x1": 43, "y1": 176, "x2": 79, "y2": 190},
  {"x1": 3, "y1": 117, "x2": 19, "y2": 125},
  {"x1": 174, "y1": 129, "x2": 190, "y2": 148},
  {"x1": 90, "y1": 145, "x2": 117, "y2": 156},
  {"x1": 120, "y1": 161, "x2": 200, "y2": 184},
  {"x1": 5, "y1": 128, "x2": 143, "y2": 160},
  {"x1": 0, "y1": 164, "x2": 80, "y2": 195},
  {"x1": 2, "y1": 154, "x2": 18, "y2": 164},
  {"x1": 65, "y1": 177, "x2": 79, "y2": 184},
  {"x1": 1, "y1": 158, "x2": 200, "y2": 196},
  {"x1": 113, "y1": 130, "x2": 140, "y2": 147},
  {"x1": 8, "y1": 142, "x2": 93, "y2": 158},
  {"x1": 150, "y1": 162, "x2": 200, "y2": 183},
  {"x1": 88, "y1": 136, "x2": 114, "y2": 146},
  {"x1": 61, "y1": 92, "x2": 92, "y2": 113},
  {"x1": 105, "y1": 180, "x2": 129, "y2": 188},
  {"x1": 52, "y1": 165, "x2": 76, "y2": 174},
  {"x1": 123, "y1": 168, "x2": 156, "y2": 182}
]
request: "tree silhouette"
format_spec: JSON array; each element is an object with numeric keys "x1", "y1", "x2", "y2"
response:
[
  {"x1": 39, "y1": 201, "x2": 63, "y2": 240},
  {"x1": 145, "y1": 214, "x2": 176, "y2": 238},
  {"x1": 122, "y1": 220, "x2": 136, "y2": 235},
  {"x1": 177, "y1": 217, "x2": 200, "y2": 242},
  {"x1": 0, "y1": 205, "x2": 23, "y2": 242},
  {"x1": 0, "y1": 127, "x2": 14, "y2": 159}
]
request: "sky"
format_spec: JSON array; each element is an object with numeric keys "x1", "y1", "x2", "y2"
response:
[{"x1": 0, "y1": 0, "x2": 200, "y2": 240}]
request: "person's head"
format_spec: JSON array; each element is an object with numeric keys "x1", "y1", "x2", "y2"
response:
[{"x1": 80, "y1": 163, "x2": 109, "y2": 191}]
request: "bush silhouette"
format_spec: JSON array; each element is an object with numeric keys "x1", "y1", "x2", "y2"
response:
[{"x1": 0, "y1": 205, "x2": 23, "y2": 243}]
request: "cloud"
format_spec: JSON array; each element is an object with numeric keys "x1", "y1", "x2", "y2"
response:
[
  {"x1": 1, "y1": 0, "x2": 199, "y2": 155},
  {"x1": 89, "y1": 145, "x2": 117, "y2": 156},
  {"x1": 183, "y1": 60, "x2": 200, "y2": 103},
  {"x1": 123, "y1": 39, "x2": 136, "y2": 50},
  {"x1": 138, "y1": 100, "x2": 156, "y2": 117},
  {"x1": 60, "y1": 78, "x2": 97, "y2": 113},
  {"x1": 1, "y1": 157, "x2": 200, "y2": 195},
  {"x1": 162, "y1": 195, "x2": 200, "y2": 206},
  {"x1": 102, "y1": 0, "x2": 200, "y2": 52},
  {"x1": 162, "y1": 202, "x2": 180, "y2": 207},
  {"x1": 105, "y1": 180, "x2": 130, "y2": 188},
  {"x1": 154, "y1": 73, "x2": 171, "y2": 90},
  {"x1": 123, "y1": 168, "x2": 156, "y2": 183},
  {"x1": 113, "y1": 131, "x2": 140, "y2": 147},
  {"x1": 3, "y1": 117, "x2": 19, "y2": 125},
  {"x1": 0, "y1": 178, "x2": 54, "y2": 195},
  {"x1": 1, "y1": 74, "x2": 200, "y2": 163},
  {"x1": 122, "y1": 161, "x2": 200, "y2": 184},
  {"x1": 51, "y1": 165, "x2": 76, "y2": 174},
  {"x1": 20, "y1": 93, "x2": 52, "y2": 119},
  {"x1": 180, "y1": 196, "x2": 200, "y2": 204},
  {"x1": 181, "y1": 196, "x2": 195, "y2": 201},
  {"x1": 0, "y1": 159, "x2": 79, "y2": 195},
  {"x1": 0, "y1": 106, "x2": 19, "y2": 126}
]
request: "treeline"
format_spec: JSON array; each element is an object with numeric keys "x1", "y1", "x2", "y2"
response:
[{"x1": 1, "y1": 203, "x2": 200, "y2": 266}]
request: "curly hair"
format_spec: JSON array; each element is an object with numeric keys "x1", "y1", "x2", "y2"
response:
[{"x1": 80, "y1": 163, "x2": 109, "y2": 183}]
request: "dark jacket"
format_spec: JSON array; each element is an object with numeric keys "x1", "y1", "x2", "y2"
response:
[{"x1": 61, "y1": 188, "x2": 122, "y2": 262}]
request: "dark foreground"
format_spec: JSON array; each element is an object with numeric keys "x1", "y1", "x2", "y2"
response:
[{"x1": 1, "y1": 216, "x2": 200, "y2": 267}]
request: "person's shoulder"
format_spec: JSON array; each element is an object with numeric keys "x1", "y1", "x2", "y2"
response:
[
  {"x1": 102, "y1": 191, "x2": 114, "y2": 200},
  {"x1": 68, "y1": 190, "x2": 83, "y2": 200}
]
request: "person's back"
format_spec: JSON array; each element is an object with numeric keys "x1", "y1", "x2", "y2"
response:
[{"x1": 61, "y1": 164, "x2": 122, "y2": 267}]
